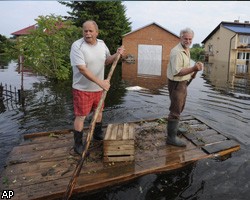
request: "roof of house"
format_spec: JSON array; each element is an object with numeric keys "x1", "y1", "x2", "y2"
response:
[
  {"x1": 123, "y1": 22, "x2": 179, "y2": 38},
  {"x1": 223, "y1": 24, "x2": 250, "y2": 34},
  {"x1": 11, "y1": 24, "x2": 37, "y2": 36},
  {"x1": 202, "y1": 21, "x2": 250, "y2": 44}
]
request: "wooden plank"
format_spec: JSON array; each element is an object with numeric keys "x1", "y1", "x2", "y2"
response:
[
  {"x1": 110, "y1": 124, "x2": 118, "y2": 140},
  {"x1": 181, "y1": 119, "x2": 200, "y2": 125},
  {"x1": 128, "y1": 123, "x2": 135, "y2": 139},
  {"x1": 184, "y1": 129, "x2": 218, "y2": 140},
  {"x1": 104, "y1": 124, "x2": 112, "y2": 140},
  {"x1": 8, "y1": 136, "x2": 71, "y2": 155},
  {"x1": 191, "y1": 134, "x2": 227, "y2": 146},
  {"x1": 214, "y1": 146, "x2": 240, "y2": 157},
  {"x1": 202, "y1": 140, "x2": 240, "y2": 154},
  {"x1": 103, "y1": 155, "x2": 134, "y2": 162},
  {"x1": 201, "y1": 134, "x2": 227, "y2": 144},
  {"x1": 122, "y1": 122, "x2": 129, "y2": 141},
  {"x1": 103, "y1": 140, "x2": 134, "y2": 147},
  {"x1": 6, "y1": 146, "x2": 72, "y2": 165},
  {"x1": 189, "y1": 124, "x2": 208, "y2": 131},
  {"x1": 180, "y1": 115, "x2": 195, "y2": 121},
  {"x1": 116, "y1": 124, "x2": 123, "y2": 140},
  {"x1": 104, "y1": 148, "x2": 134, "y2": 159},
  {"x1": 122, "y1": 123, "x2": 129, "y2": 140},
  {"x1": 23, "y1": 129, "x2": 72, "y2": 139}
]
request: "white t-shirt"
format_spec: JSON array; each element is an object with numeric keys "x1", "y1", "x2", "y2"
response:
[{"x1": 70, "y1": 38, "x2": 110, "y2": 91}]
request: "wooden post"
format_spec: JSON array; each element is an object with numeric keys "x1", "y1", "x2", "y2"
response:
[
  {"x1": 0, "y1": 83, "x2": 3, "y2": 100},
  {"x1": 0, "y1": 84, "x2": 5, "y2": 112},
  {"x1": 19, "y1": 55, "x2": 24, "y2": 91},
  {"x1": 18, "y1": 55, "x2": 25, "y2": 105}
]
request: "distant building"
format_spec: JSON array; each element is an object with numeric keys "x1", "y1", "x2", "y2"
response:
[
  {"x1": 122, "y1": 22, "x2": 179, "y2": 86},
  {"x1": 11, "y1": 24, "x2": 37, "y2": 37},
  {"x1": 202, "y1": 20, "x2": 250, "y2": 86},
  {"x1": 11, "y1": 21, "x2": 65, "y2": 38}
]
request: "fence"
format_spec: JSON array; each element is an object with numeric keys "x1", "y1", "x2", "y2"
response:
[{"x1": 0, "y1": 83, "x2": 25, "y2": 113}]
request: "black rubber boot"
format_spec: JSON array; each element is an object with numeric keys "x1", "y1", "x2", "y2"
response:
[
  {"x1": 73, "y1": 130, "x2": 84, "y2": 155},
  {"x1": 166, "y1": 120, "x2": 186, "y2": 147},
  {"x1": 93, "y1": 122, "x2": 104, "y2": 140},
  {"x1": 177, "y1": 125, "x2": 187, "y2": 136}
]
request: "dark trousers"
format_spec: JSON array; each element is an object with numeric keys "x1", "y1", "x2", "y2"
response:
[{"x1": 168, "y1": 79, "x2": 188, "y2": 120}]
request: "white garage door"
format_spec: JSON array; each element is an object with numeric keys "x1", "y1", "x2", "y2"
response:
[{"x1": 138, "y1": 44, "x2": 162, "y2": 76}]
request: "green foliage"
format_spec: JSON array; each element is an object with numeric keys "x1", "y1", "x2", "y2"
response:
[
  {"x1": 2, "y1": 176, "x2": 9, "y2": 186},
  {"x1": 5, "y1": 2, "x2": 131, "y2": 81},
  {"x1": 17, "y1": 15, "x2": 81, "y2": 80},
  {"x1": 0, "y1": 34, "x2": 16, "y2": 66},
  {"x1": 190, "y1": 43, "x2": 205, "y2": 61},
  {"x1": 61, "y1": 1, "x2": 132, "y2": 53},
  {"x1": 0, "y1": 34, "x2": 15, "y2": 54}
]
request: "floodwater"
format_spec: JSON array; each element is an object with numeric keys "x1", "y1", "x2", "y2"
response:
[{"x1": 0, "y1": 60, "x2": 250, "y2": 199}]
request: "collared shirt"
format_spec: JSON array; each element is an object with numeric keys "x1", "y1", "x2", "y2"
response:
[{"x1": 167, "y1": 43, "x2": 192, "y2": 81}]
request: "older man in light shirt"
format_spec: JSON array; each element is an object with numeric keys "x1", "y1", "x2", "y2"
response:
[{"x1": 166, "y1": 27, "x2": 203, "y2": 147}]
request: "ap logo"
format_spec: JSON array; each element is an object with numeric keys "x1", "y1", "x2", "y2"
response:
[{"x1": 1, "y1": 190, "x2": 14, "y2": 199}]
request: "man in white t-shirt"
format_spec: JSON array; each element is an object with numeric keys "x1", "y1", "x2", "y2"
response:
[{"x1": 70, "y1": 20, "x2": 124, "y2": 155}]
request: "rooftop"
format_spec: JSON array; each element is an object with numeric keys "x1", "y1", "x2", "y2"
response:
[
  {"x1": 202, "y1": 20, "x2": 250, "y2": 44},
  {"x1": 11, "y1": 24, "x2": 37, "y2": 36}
]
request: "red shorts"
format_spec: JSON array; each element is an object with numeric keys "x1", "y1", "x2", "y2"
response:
[{"x1": 73, "y1": 89, "x2": 104, "y2": 116}]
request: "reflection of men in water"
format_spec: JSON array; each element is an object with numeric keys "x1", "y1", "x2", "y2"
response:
[{"x1": 167, "y1": 28, "x2": 203, "y2": 147}]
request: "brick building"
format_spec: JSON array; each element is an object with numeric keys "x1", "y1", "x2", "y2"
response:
[{"x1": 122, "y1": 22, "x2": 179, "y2": 88}]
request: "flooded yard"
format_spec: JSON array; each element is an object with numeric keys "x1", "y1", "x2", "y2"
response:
[{"x1": 0, "y1": 60, "x2": 250, "y2": 199}]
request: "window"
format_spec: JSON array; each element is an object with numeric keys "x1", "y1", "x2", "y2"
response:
[
  {"x1": 137, "y1": 44, "x2": 162, "y2": 76},
  {"x1": 236, "y1": 64, "x2": 248, "y2": 74},
  {"x1": 237, "y1": 52, "x2": 250, "y2": 60},
  {"x1": 239, "y1": 35, "x2": 250, "y2": 44},
  {"x1": 208, "y1": 44, "x2": 213, "y2": 52}
]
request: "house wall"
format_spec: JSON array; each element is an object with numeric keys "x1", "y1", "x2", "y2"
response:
[
  {"x1": 235, "y1": 35, "x2": 250, "y2": 78},
  {"x1": 204, "y1": 26, "x2": 236, "y2": 85},
  {"x1": 220, "y1": 27, "x2": 237, "y2": 79},
  {"x1": 122, "y1": 24, "x2": 179, "y2": 83}
]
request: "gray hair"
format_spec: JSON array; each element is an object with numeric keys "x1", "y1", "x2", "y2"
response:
[
  {"x1": 82, "y1": 20, "x2": 99, "y2": 32},
  {"x1": 180, "y1": 28, "x2": 194, "y2": 37}
]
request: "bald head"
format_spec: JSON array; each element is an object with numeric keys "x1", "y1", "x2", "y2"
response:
[
  {"x1": 82, "y1": 20, "x2": 99, "y2": 45},
  {"x1": 83, "y1": 20, "x2": 99, "y2": 32}
]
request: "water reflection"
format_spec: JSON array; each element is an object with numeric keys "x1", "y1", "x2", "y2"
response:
[
  {"x1": 122, "y1": 59, "x2": 168, "y2": 94},
  {"x1": 145, "y1": 164, "x2": 203, "y2": 200},
  {"x1": 203, "y1": 60, "x2": 250, "y2": 95},
  {"x1": 0, "y1": 54, "x2": 12, "y2": 69}
]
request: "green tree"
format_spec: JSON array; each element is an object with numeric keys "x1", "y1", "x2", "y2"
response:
[
  {"x1": 61, "y1": 1, "x2": 132, "y2": 53},
  {"x1": 0, "y1": 34, "x2": 15, "y2": 66},
  {"x1": 190, "y1": 43, "x2": 205, "y2": 61},
  {"x1": 17, "y1": 15, "x2": 81, "y2": 80},
  {"x1": 0, "y1": 34, "x2": 7, "y2": 54},
  {"x1": 0, "y1": 34, "x2": 15, "y2": 54}
]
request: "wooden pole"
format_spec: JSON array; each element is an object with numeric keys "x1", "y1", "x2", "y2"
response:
[
  {"x1": 187, "y1": 71, "x2": 198, "y2": 86},
  {"x1": 62, "y1": 54, "x2": 121, "y2": 200},
  {"x1": 19, "y1": 55, "x2": 24, "y2": 91}
]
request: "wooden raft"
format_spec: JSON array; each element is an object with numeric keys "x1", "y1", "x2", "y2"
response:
[{"x1": 0, "y1": 115, "x2": 240, "y2": 200}]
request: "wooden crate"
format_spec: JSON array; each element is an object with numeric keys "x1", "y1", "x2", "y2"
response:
[{"x1": 103, "y1": 123, "x2": 135, "y2": 162}]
